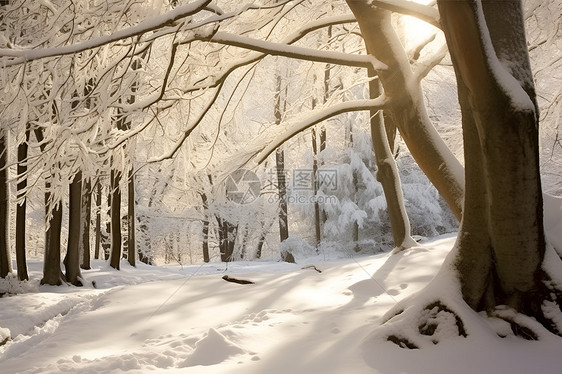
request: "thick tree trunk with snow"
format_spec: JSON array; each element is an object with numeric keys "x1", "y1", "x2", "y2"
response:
[
  {"x1": 438, "y1": 0, "x2": 553, "y2": 320},
  {"x1": 346, "y1": 1, "x2": 465, "y2": 220}
]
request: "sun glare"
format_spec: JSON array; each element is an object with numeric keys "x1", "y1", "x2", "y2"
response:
[{"x1": 400, "y1": 0, "x2": 438, "y2": 48}]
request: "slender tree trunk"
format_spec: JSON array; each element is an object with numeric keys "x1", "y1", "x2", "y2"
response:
[
  {"x1": 80, "y1": 178, "x2": 92, "y2": 269},
  {"x1": 275, "y1": 148, "x2": 289, "y2": 244},
  {"x1": 369, "y1": 71, "x2": 416, "y2": 250},
  {"x1": 65, "y1": 172, "x2": 83, "y2": 286},
  {"x1": 346, "y1": 1, "x2": 465, "y2": 220},
  {"x1": 127, "y1": 169, "x2": 136, "y2": 266},
  {"x1": 311, "y1": 125, "x2": 322, "y2": 249},
  {"x1": 346, "y1": 119, "x2": 361, "y2": 252},
  {"x1": 0, "y1": 129, "x2": 11, "y2": 278},
  {"x1": 94, "y1": 179, "x2": 101, "y2": 260},
  {"x1": 200, "y1": 192, "x2": 210, "y2": 263},
  {"x1": 202, "y1": 219, "x2": 210, "y2": 262},
  {"x1": 15, "y1": 128, "x2": 30, "y2": 280},
  {"x1": 274, "y1": 73, "x2": 294, "y2": 263},
  {"x1": 218, "y1": 218, "x2": 229, "y2": 262},
  {"x1": 109, "y1": 169, "x2": 122, "y2": 269},
  {"x1": 438, "y1": 0, "x2": 551, "y2": 319}
]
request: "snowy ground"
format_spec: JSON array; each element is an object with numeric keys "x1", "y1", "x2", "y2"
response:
[{"x1": 1, "y1": 196, "x2": 562, "y2": 374}]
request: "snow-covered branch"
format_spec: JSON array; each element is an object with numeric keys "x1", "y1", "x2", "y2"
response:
[
  {"x1": 253, "y1": 96, "x2": 388, "y2": 165},
  {"x1": 0, "y1": 0, "x2": 211, "y2": 66},
  {"x1": 413, "y1": 44, "x2": 447, "y2": 82},
  {"x1": 179, "y1": 14, "x2": 358, "y2": 94},
  {"x1": 208, "y1": 31, "x2": 383, "y2": 70}
]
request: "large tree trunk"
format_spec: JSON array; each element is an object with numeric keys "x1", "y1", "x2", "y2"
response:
[
  {"x1": 65, "y1": 172, "x2": 83, "y2": 286},
  {"x1": 346, "y1": 1, "x2": 465, "y2": 220},
  {"x1": 0, "y1": 129, "x2": 11, "y2": 278},
  {"x1": 438, "y1": 0, "x2": 549, "y2": 318},
  {"x1": 15, "y1": 128, "x2": 30, "y2": 280}
]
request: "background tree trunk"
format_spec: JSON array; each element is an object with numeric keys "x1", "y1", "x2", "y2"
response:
[
  {"x1": 15, "y1": 128, "x2": 30, "y2": 280},
  {"x1": 274, "y1": 73, "x2": 294, "y2": 263},
  {"x1": 200, "y1": 191, "x2": 210, "y2": 263},
  {"x1": 65, "y1": 172, "x2": 83, "y2": 285},
  {"x1": 0, "y1": 128, "x2": 11, "y2": 278},
  {"x1": 33, "y1": 128, "x2": 63, "y2": 285},
  {"x1": 94, "y1": 179, "x2": 102, "y2": 260},
  {"x1": 80, "y1": 178, "x2": 92, "y2": 270},
  {"x1": 127, "y1": 170, "x2": 136, "y2": 267},
  {"x1": 42, "y1": 193, "x2": 63, "y2": 285},
  {"x1": 109, "y1": 169, "x2": 122, "y2": 269}
]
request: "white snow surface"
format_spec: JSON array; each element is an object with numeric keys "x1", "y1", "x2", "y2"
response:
[{"x1": 2, "y1": 209, "x2": 562, "y2": 374}]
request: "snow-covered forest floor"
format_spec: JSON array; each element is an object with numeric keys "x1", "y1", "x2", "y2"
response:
[{"x1": 1, "y1": 194, "x2": 562, "y2": 374}]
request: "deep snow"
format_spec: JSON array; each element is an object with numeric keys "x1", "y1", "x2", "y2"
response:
[{"x1": 1, "y1": 195, "x2": 561, "y2": 374}]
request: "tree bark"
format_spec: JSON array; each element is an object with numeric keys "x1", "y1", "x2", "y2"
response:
[
  {"x1": 346, "y1": 1, "x2": 465, "y2": 220},
  {"x1": 438, "y1": 0, "x2": 547, "y2": 315},
  {"x1": 127, "y1": 169, "x2": 136, "y2": 267},
  {"x1": 65, "y1": 172, "x2": 83, "y2": 286},
  {"x1": 0, "y1": 129, "x2": 11, "y2": 278},
  {"x1": 200, "y1": 191, "x2": 210, "y2": 263},
  {"x1": 312, "y1": 125, "x2": 322, "y2": 249},
  {"x1": 369, "y1": 71, "x2": 416, "y2": 250},
  {"x1": 94, "y1": 179, "x2": 101, "y2": 260},
  {"x1": 42, "y1": 193, "x2": 63, "y2": 286},
  {"x1": 15, "y1": 128, "x2": 30, "y2": 280},
  {"x1": 274, "y1": 73, "x2": 294, "y2": 263},
  {"x1": 109, "y1": 169, "x2": 122, "y2": 269},
  {"x1": 80, "y1": 178, "x2": 92, "y2": 270},
  {"x1": 33, "y1": 128, "x2": 63, "y2": 286}
]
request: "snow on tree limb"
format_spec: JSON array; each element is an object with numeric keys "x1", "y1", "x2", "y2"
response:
[
  {"x1": 413, "y1": 44, "x2": 447, "y2": 82},
  {"x1": 207, "y1": 31, "x2": 384, "y2": 70},
  {"x1": 0, "y1": 0, "x2": 211, "y2": 66},
  {"x1": 253, "y1": 96, "x2": 388, "y2": 165},
  {"x1": 179, "y1": 14, "x2": 359, "y2": 94}
]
